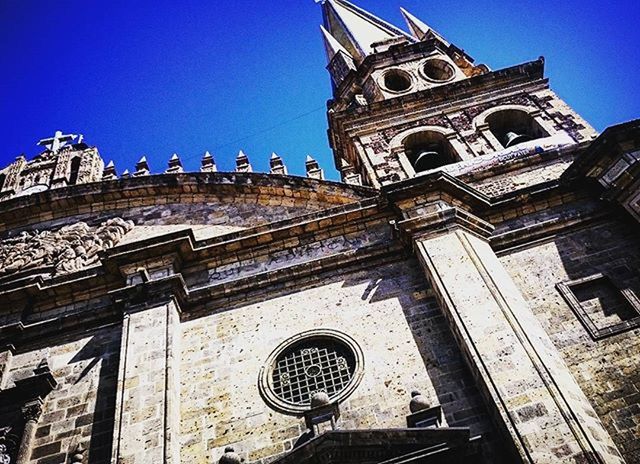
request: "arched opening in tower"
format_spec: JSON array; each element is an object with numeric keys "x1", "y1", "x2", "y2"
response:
[
  {"x1": 403, "y1": 131, "x2": 456, "y2": 173},
  {"x1": 69, "y1": 157, "x2": 82, "y2": 185},
  {"x1": 486, "y1": 109, "x2": 549, "y2": 149}
]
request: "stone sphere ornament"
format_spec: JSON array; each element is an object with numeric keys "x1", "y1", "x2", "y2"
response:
[
  {"x1": 310, "y1": 391, "x2": 331, "y2": 408},
  {"x1": 409, "y1": 390, "x2": 431, "y2": 413},
  {"x1": 219, "y1": 447, "x2": 243, "y2": 464}
]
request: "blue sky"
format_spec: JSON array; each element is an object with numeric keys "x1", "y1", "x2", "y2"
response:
[{"x1": 1, "y1": 0, "x2": 638, "y2": 180}]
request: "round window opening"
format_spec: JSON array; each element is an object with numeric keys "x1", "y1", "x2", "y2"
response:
[
  {"x1": 383, "y1": 70, "x2": 412, "y2": 93},
  {"x1": 259, "y1": 329, "x2": 364, "y2": 415},
  {"x1": 422, "y1": 59, "x2": 455, "y2": 82}
]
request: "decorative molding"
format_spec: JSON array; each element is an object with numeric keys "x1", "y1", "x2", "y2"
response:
[
  {"x1": 20, "y1": 401, "x2": 43, "y2": 423},
  {"x1": 0, "y1": 218, "x2": 133, "y2": 277}
]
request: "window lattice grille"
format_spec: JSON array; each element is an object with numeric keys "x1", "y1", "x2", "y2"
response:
[{"x1": 272, "y1": 340, "x2": 355, "y2": 406}]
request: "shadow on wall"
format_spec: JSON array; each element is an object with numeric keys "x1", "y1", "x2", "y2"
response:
[
  {"x1": 66, "y1": 330, "x2": 121, "y2": 463},
  {"x1": 554, "y1": 216, "x2": 640, "y2": 310},
  {"x1": 341, "y1": 259, "x2": 507, "y2": 463}
]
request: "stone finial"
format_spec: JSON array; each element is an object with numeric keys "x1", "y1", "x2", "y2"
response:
[
  {"x1": 219, "y1": 446, "x2": 243, "y2": 464},
  {"x1": 102, "y1": 160, "x2": 117, "y2": 180},
  {"x1": 339, "y1": 158, "x2": 362, "y2": 186},
  {"x1": 121, "y1": 169, "x2": 131, "y2": 179},
  {"x1": 235, "y1": 150, "x2": 252, "y2": 173},
  {"x1": 409, "y1": 390, "x2": 430, "y2": 413},
  {"x1": 310, "y1": 391, "x2": 331, "y2": 408},
  {"x1": 201, "y1": 151, "x2": 217, "y2": 172},
  {"x1": 166, "y1": 153, "x2": 184, "y2": 174},
  {"x1": 305, "y1": 155, "x2": 324, "y2": 180},
  {"x1": 269, "y1": 152, "x2": 287, "y2": 175},
  {"x1": 134, "y1": 156, "x2": 150, "y2": 176}
]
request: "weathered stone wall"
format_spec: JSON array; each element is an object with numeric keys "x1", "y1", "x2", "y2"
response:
[
  {"x1": 0, "y1": 173, "x2": 375, "y2": 237},
  {"x1": 116, "y1": 202, "x2": 322, "y2": 243},
  {"x1": 5, "y1": 326, "x2": 121, "y2": 463},
  {"x1": 179, "y1": 259, "x2": 504, "y2": 464},
  {"x1": 2, "y1": 195, "x2": 357, "y2": 244},
  {"x1": 500, "y1": 216, "x2": 640, "y2": 462},
  {"x1": 467, "y1": 156, "x2": 573, "y2": 198}
]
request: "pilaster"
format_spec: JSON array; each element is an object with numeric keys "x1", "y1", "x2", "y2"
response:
[
  {"x1": 398, "y1": 203, "x2": 624, "y2": 463},
  {"x1": 0, "y1": 345, "x2": 14, "y2": 389},
  {"x1": 110, "y1": 277, "x2": 182, "y2": 464}
]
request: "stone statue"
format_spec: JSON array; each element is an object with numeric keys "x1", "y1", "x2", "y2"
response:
[{"x1": 0, "y1": 217, "x2": 134, "y2": 277}]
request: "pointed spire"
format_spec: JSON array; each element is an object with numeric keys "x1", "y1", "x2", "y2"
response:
[
  {"x1": 165, "y1": 153, "x2": 184, "y2": 173},
  {"x1": 201, "y1": 151, "x2": 217, "y2": 172},
  {"x1": 320, "y1": 25, "x2": 352, "y2": 61},
  {"x1": 102, "y1": 160, "x2": 117, "y2": 180},
  {"x1": 269, "y1": 152, "x2": 288, "y2": 175},
  {"x1": 121, "y1": 169, "x2": 131, "y2": 179},
  {"x1": 134, "y1": 156, "x2": 150, "y2": 176},
  {"x1": 399, "y1": 7, "x2": 450, "y2": 46},
  {"x1": 305, "y1": 155, "x2": 324, "y2": 180},
  {"x1": 235, "y1": 150, "x2": 252, "y2": 173},
  {"x1": 322, "y1": 0, "x2": 414, "y2": 60}
]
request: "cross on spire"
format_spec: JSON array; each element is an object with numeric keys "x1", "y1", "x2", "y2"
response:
[{"x1": 37, "y1": 130, "x2": 77, "y2": 153}]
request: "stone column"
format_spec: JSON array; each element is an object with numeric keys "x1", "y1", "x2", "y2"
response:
[
  {"x1": 0, "y1": 345, "x2": 14, "y2": 389},
  {"x1": 16, "y1": 400, "x2": 43, "y2": 464},
  {"x1": 398, "y1": 205, "x2": 624, "y2": 463},
  {"x1": 110, "y1": 282, "x2": 182, "y2": 464}
]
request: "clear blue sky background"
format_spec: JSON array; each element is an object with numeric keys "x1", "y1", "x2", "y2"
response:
[{"x1": 1, "y1": 0, "x2": 638, "y2": 180}]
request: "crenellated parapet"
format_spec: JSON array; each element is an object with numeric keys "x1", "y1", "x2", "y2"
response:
[{"x1": 0, "y1": 135, "x2": 335, "y2": 203}]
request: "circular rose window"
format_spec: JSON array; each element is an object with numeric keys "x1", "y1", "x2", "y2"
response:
[{"x1": 258, "y1": 329, "x2": 364, "y2": 414}]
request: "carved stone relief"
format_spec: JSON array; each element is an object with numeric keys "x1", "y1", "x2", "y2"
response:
[{"x1": 0, "y1": 218, "x2": 134, "y2": 277}]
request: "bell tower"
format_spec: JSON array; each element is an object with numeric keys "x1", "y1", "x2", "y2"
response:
[{"x1": 319, "y1": 0, "x2": 596, "y2": 187}]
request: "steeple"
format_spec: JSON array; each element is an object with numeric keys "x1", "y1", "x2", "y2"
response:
[
  {"x1": 319, "y1": 1, "x2": 595, "y2": 189},
  {"x1": 320, "y1": 25, "x2": 352, "y2": 62},
  {"x1": 321, "y1": 0, "x2": 414, "y2": 61},
  {"x1": 399, "y1": 7, "x2": 449, "y2": 46}
]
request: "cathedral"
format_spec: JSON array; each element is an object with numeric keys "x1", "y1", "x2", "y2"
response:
[{"x1": 1, "y1": 1, "x2": 639, "y2": 463}]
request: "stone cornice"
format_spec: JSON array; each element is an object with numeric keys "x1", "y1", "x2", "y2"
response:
[
  {"x1": 393, "y1": 206, "x2": 494, "y2": 242},
  {"x1": 382, "y1": 170, "x2": 491, "y2": 209}
]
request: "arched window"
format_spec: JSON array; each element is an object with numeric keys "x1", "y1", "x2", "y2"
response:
[
  {"x1": 486, "y1": 109, "x2": 548, "y2": 149},
  {"x1": 69, "y1": 157, "x2": 82, "y2": 185},
  {"x1": 403, "y1": 131, "x2": 457, "y2": 173}
]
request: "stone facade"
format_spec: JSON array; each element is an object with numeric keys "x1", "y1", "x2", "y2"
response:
[{"x1": 1, "y1": 1, "x2": 639, "y2": 464}]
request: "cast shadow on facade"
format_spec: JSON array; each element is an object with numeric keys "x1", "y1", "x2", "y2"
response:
[
  {"x1": 0, "y1": 327, "x2": 120, "y2": 464},
  {"x1": 340, "y1": 259, "x2": 509, "y2": 462}
]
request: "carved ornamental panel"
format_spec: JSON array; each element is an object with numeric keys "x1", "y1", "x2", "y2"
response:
[{"x1": 0, "y1": 218, "x2": 133, "y2": 277}]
